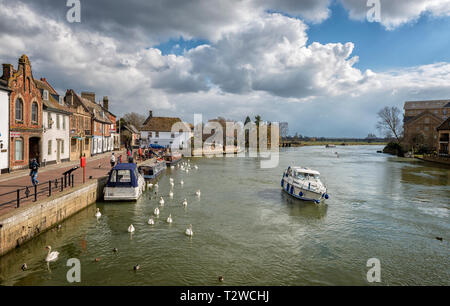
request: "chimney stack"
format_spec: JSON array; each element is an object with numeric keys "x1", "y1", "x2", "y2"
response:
[
  {"x1": 66, "y1": 89, "x2": 74, "y2": 106},
  {"x1": 103, "y1": 96, "x2": 109, "y2": 110},
  {"x1": 149, "y1": 110, "x2": 153, "y2": 118},
  {"x1": 2, "y1": 63, "x2": 13, "y2": 81},
  {"x1": 81, "y1": 91, "x2": 96, "y2": 102}
]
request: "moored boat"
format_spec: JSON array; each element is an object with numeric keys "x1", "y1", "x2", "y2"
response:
[
  {"x1": 138, "y1": 159, "x2": 167, "y2": 180},
  {"x1": 281, "y1": 166, "x2": 329, "y2": 204},
  {"x1": 325, "y1": 144, "x2": 336, "y2": 148},
  {"x1": 164, "y1": 151, "x2": 182, "y2": 166},
  {"x1": 104, "y1": 163, "x2": 145, "y2": 201}
]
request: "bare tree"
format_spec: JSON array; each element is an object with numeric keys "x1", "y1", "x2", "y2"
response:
[
  {"x1": 122, "y1": 112, "x2": 146, "y2": 129},
  {"x1": 280, "y1": 122, "x2": 289, "y2": 139},
  {"x1": 376, "y1": 106, "x2": 403, "y2": 142}
]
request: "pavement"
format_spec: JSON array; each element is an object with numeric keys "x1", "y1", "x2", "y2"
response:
[{"x1": 0, "y1": 150, "x2": 128, "y2": 216}]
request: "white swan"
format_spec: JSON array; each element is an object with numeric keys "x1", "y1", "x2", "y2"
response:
[
  {"x1": 182, "y1": 198, "x2": 187, "y2": 206},
  {"x1": 171, "y1": 165, "x2": 174, "y2": 169},
  {"x1": 154, "y1": 207, "x2": 160, "y2": 216},
  {"x1": 194, "y1": 165, "x2": 198, "y2": 170},
  {"x1": 159, "y1": 196, "x2": 165, "y2": 206},
  {"x1": 155, "y1": 183, "x2": 159, "y2": 188},
  {"x1": 128, "y1": 224, "x2": 135, "y2": 233},
  {"x1": 147, "y1": 183, "x2": 153, "y2": 188},
  {"x1": 45, "y1": 246, "x2": 59, "y2": 262},
  {"x1": 180, "y1": 180, "x2": 184, "y2": 185},
  {"x1": 185, "y1": 224, "x2": 193, "y2": 236},
  {"x1": 186, "y1": 169, "x2": 189, "y2": 174},
  {"x1": 166, "y1": 214, "x2": 173, "y2": 223},
  {"x1": 169, "y1": 177, "x2": 174, "y2": 182},
  {"x1": 170, "y1": 182, "x2": 174, "y2": 188},
  {"x1": 148, "y1": 217, "x2": 155, "y2": 225},
  {"x1": 196, "y1": 190, "x2": 201, "y2": 196},
  {"x1": 95, "y1": 208, "x2": 101, "y2": 218},
  {"x1": 169, "y1": 191, "x2": 174, "y2": 198}
]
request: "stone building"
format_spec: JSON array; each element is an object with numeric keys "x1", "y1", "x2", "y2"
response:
[
  {"x1": 2, "y1": 55, "x2": 43, "y2": 170},
  {"x1": 403, "y1": 100, "x2": 450, "y2": 150},
  {"x1": 35, "y1": 78, "x2": 71, "y2": 165},
  {"x1": 65, "y1": 89, "x2": 92, "y2": 160}
]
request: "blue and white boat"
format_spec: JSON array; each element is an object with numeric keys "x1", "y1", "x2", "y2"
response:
[
  {"x1": 281, "y1": 166, "x2": 329, "y2": 204},
  {"x1": 138, "y1": 159, "x2": 166, "y2": 180},
  {"x1": 104, "y1": 163, "x2": 145, "y2": 201}
]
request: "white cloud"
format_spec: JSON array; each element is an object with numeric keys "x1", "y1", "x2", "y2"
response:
[{"x1": 341, "y1": 0, "x2": 450, "y2": 29}]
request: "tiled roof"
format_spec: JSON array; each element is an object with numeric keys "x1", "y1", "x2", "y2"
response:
[
  {"x1": 404, "y1": 100, "x2": 450, "y2": 110},
  {"x1": 34, "y1": 78, "x2": 71, "y2": 114},
  {"x1": 141, "y1": 116, "x2": 189, "y2": 132},
  {"x1": 444, "y1": 102, "x2": 450, "y2": 108},
  {"x1": 437, "y1": 117, "x2": 450, "y2": 131},
  {"x1": 75, "y1": 94, "x2": 112, "y2": 124}
]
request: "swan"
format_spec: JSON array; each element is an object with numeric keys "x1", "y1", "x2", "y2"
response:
[
  {"x1": 182, "y1": 198, "x2": 187, "y2": 206},
  {"x1": 169, "y1": 191, "x2": 174, "y2": 198},
  {"x1": 45, "y1": 246, "x2": 59, "y2": 262},
  {"x1": 167, "y1": 214, "x2": 173, "y2": 223},
  {"x1": 159, "y1": 196, "x2": 165, "y2": 205},
  {"x1": 155, "y1": 183, "x2": 159, "y2": 188},
  {"x1": 95, "y1": 208, "x2": 101, "y2": 218},
  {"x1": 185, "y1": 224, "x2": 193, "y2": 236},
  {"x1": 128, "y1": 224, "x2": 135, "y2": 233},
  {"x1": 194, "y1": 165, "x2": 198, "y2": 170},
  {"x1": 186, "y1": 169, "x2": 189, "y2": 174},
  {"x1": 154, "y1": 207, "x2": 160, "y2": 216},
  {"x1": 147, "y1": 183, "x2": 153, "y2": 188},
  {"x1": 171, "y1": 165, "x2": 174, "y2": 169},
  {"x1": 180, "y1": 180, "x2": 184, "y2": 185},
  {"x1": 196, "y1": 190, "x2": 201, "y2": 196},
  {"x1": 148, "y1": 217, "x2": 155, "y2": 225},
  {"x1": 170, "y1": 182, "x2": 174, "y2": 188},
  {"x1": 169, "y1": 177, "x2": 174, "y2": 182}
]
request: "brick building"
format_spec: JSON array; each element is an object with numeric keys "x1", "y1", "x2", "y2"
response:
[
  {"x1": 65, "y1": 89, "x2": 92, "y2": 160},
  {"x1": 403, "y1": 100, "x2": 450, "y2": 150},
  {"x1": 2, "y1": 55, "x2": 43, "y2": 170},
  {"x1": 437, "y1": 118, "x2": 450, "y2": 156}
]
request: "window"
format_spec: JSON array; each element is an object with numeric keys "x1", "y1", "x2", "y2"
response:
[
  {"x1": 43, "y1": 90, "x2": 49, "y2": 100},
  {"x1": 171, "y1": 133, "x2": 175, "y2": 138},
  {"x1": 85, "y1": 138, "x2": 89, "y2": 146},
  {"x1": 155, "y1": 131, "x2": 159, "y2": 138},
  {"x1": 56, "y1": 114, "x2": 60, "y2": 129},
  {"x1": 63, "y1": 116, "x2": 66, "y2": 130},
  {"x1": 47, "y1": 113, "x2": 52, "y2": 128},
  {"x1": 31, "y1": 102, "x2": 38, "y2": 123},
  {"x1": 424, "y1": 118, "x2": 430, "y2": 124},
  {"x1": 71, "y1": 139, "x2": 77, "y2": 151},
  {"x1": 48, "y1": 140, "x2": 52, "y2": 155},
  {"x1": 14, "y1": 138, "x2": 23, "y2": 160},
  {"x1": 424, "y1": 126, "x2": 429, "y2": 131},
  {"x1": 15, "y1": 98, "x2": 23, "y2": 121},
  {"x1": 61, "y1": 140, "x2": 64, "y2": 153}
]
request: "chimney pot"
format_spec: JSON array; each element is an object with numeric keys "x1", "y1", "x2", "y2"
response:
[
  {"x1": 103, "y1": 96, "x2": 109, "y2": 111},
  {"x1": 149, "y1": 110, "x2": 153, "y2": 118},
  {"x1": 2, "y1": 63, "x2": 13, "y2": 81}
]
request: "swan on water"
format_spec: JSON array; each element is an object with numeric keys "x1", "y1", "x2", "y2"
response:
[
  {"x1": 180, "y1": 180, "x2": 184, "y2": 185},
  {"x1": 159, "y1": 197, "x2": 165, "y2": 205},
  {"x1": 194, "y1": 165, "x2": 198, "y2": 170},
  {"x1": 167, "y1": 214, "x2": 173, "y2": 223},
  {"x1": 185, "y1": 224, "x2": 193, "y2": 236},
  {"x1": 45, "y1": 246, "x2": 59, "y2": 262},
  {"x1": 147, "y1": 183, "x2": 153, "y2": 188},
  {"x1": 155, "y1": 183, "x2": 159, "y2": 188},
  {"x1": 170, "y1": 182, "x2": 174, "y2": 188},
  {"x1": 95, "y1": 208, "x2": 101, "y2": 218},
  {"x1": 148, "y1": 217, "x2": 155, "y2": 225},
  {"x1": 128, "y1": 224, "x2": 135, "y2": 233},
  {"x1": 169, "y1": 177, "x2": 174, "y2": 182},
  {"x1": 196, "y1": 190, "x2": 201, "y2": 196},
  {"x1": 154, "y1": 207, "x2": 160, "y2": 216},
  {"x1": 182, "y1": 198, "x2": 187, "y2": 206},
  {"x1": 169, "y1": 191, "x2": 174, "y2": 198}
]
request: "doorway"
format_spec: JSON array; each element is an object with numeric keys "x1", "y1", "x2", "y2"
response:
[{"x1": 29, "y1": 137, "x2": 40, "y2": 162}]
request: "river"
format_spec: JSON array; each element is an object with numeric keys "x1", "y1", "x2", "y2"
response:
[{"x1": 0, "y1": 145, "x2": 449, "y2": 285}]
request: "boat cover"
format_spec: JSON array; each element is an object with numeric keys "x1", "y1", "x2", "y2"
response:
[{"x1": 106, "y1": 163, "x2": 138, "y2": 187}]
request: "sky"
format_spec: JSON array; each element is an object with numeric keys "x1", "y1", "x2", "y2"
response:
[{"x1": 1, "y1": 0, "x2": 450, "y2": 137}]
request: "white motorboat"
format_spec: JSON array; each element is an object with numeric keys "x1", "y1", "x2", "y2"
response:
[
  {"x1": 104, "y1": 163, "x2": 145, "y2": 201},
  {"x1": 281, "y1": 166, "x2": 329, "y2": 204}
]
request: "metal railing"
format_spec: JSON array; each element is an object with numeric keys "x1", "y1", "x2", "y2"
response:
[{"x1": 0, "y1": 171, "x2": 77, "y2": 209}]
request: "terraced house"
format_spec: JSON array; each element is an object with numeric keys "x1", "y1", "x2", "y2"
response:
[
  {"x1": 65, "y1": 89, "x2": 92, "y2": 160},
  {"x1": 0, "y1": 77, "x2": 11, "y2": 173},
  {"x1": 35, "y1": 77, "x2": 71, "y2": 165},
  {"x1": 2, "y1": 55, "x2": 43, "y2": 170}
]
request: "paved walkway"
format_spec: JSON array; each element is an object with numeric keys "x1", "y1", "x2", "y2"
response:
[{"x1": 0, "y1": 150, "x2": 128, "y2": 216}]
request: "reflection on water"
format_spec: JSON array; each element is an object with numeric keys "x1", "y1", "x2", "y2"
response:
[{"x1": 0, "y1": 146, "x2": 449, "y2": 286}]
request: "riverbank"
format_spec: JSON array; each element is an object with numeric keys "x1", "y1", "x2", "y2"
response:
[{"x1": 284, "y1": 141, "x2": 387, "y2": 147}]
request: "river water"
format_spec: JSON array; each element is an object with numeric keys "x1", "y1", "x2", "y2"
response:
[{"x1": 0, "y1": 145, "x2": 449, "y2": 285}]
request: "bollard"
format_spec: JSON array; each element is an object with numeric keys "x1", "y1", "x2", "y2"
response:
[
  {"x1": 49, "y1": 180, "x2": 52, "y2": 197},
  {"x1": 71, "y1": 174, "x2": 74, "y2": 187},
  {"x1": 17, "y1": 189, "x2": 20, "y2": 208},
  {"x1": 34, "y1": 184, "x2": 37, "y2": 202},
  {"x1": 60, "y1": 177, "x2": 63, "y2": 192}
]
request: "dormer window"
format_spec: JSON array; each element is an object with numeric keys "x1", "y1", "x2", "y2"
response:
[
  {"x1": 59, "y1": 96, "x2": 64, "y2": 105},
  {"x1": 43, "y1": 90, "x2": 49, "y2": 100}
]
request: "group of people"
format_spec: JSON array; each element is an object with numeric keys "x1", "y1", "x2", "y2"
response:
[{"x1": 110, "y1": 149, "x2": 135, "y2": 168}]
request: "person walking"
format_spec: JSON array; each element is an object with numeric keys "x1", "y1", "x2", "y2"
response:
[
  {"x1": 110, "y1": 153, "x2": 116, "y2": 168},
  {"x1": 29, "y1": 158, "x2": 40, "y2": 186}
]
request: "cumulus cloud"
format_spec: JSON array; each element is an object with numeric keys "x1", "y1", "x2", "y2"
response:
[
  {"x1": 1, "y1": 0, "x2": 450, "y2": 137},
  {"x1": 341, "y1": 0, "x2": 450, "y2": 29}
]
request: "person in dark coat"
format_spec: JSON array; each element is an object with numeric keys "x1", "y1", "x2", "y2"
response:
[{"x1": 29, "y1": 158, "x2": 40, "y2": 186}]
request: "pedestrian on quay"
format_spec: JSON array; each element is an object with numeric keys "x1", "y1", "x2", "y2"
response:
[
  {"x1": 29, "y1": 158, "x2": 40, "y2": 186},
  {"x1": 110, "y1": 152, "x2": 116, "y2": 168},
  {"x1": 138, "y1": 147, "x2": 142, "y2": 160},
  {"x1": 118, "y1": 155, "x2": 122, "y2": 164}
]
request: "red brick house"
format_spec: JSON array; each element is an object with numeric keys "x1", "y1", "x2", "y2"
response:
[{"x1": 1, "y1": 55, "x2": 43, "y2": 170}]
